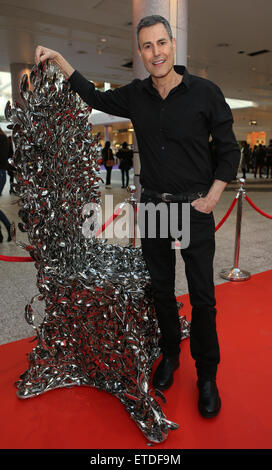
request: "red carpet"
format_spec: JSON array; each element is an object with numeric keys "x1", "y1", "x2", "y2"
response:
[{"x1": 0, "y1": 270, "x2": 272, "y2": 450}]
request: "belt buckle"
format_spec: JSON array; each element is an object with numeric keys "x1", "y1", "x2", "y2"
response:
[{"x1": 161, "y1": 192, "x2": 172, "y2": 202}]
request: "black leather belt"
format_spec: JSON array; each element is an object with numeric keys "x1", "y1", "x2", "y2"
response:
[{"x1": 142, "y1": 188, "x2": 208, "y2": 203}]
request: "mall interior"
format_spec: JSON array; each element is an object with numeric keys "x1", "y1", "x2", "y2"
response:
[
  {"x1": 1, "y1": 1, "x2": 272, "y2": 159},
  {"x1": 0, "y1": 0, "x2": 272, "y2": 452}
]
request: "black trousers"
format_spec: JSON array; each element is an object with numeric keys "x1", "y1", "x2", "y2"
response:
[
  {"x1": 254, "y1": 163, "x2": 263, "y2": 177},
  {"x1": 121, "y1": 169, "x2": 129, "y2": 187},
  {"x1": 0, "y1": 209, "x2": 11, "y2": 233},
  {"x1": 140, "y1": 195, "x2": 220, "y2": 380},
  {"x1": 266, "y1": 160, "x2": 272, "y2": 178},
  {"x1": 105, "y1": 166, "x2": 112, "y2": 185}
]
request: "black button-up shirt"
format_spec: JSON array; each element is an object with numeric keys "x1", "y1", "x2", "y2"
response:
[{"x1": 69, "y1": 65, "x2": 240, "y2": 194}]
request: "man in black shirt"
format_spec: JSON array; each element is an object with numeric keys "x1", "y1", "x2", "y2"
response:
[{"x1": 35, "y1": 14, "x2": 240, "y2": 419}]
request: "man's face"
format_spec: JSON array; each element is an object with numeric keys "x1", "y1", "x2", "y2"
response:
[{"x1": 137, "y1": 22, "x2": 176, "y2": 78}]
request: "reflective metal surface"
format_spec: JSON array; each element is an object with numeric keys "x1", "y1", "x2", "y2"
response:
[
  {"x1": 220, "y1": 178, "x2": 251, "y2": 281},
  {"x1": 6, "y1": 61, "x2": 190, "y2": 443}
]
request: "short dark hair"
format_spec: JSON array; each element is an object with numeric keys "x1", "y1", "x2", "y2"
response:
[{"x1": 136, "y1": 15, "x2": 173, "y2": 49}]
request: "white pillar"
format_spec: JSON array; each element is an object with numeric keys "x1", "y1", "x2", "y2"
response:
[
  {"x1": 104, "y1": 124, "x2": 113, "y2": 143},
  {"x1": 10, "y1": 63, "x2": 32, "y2": 108},
  {"x1": 170, "y1": 0, "x2": 188, "y2": 66},
  {"x1": 8, "y1": 26, "x2": 34, "y2": 108},
  {"x1": 132, "y1": 0, "x2": 188, "y2": 199}
]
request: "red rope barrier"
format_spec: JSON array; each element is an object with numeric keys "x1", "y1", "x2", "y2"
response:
[
  {"x1": 215, "y1": 197, "x2": 237, "y2": 232},
  {"x1": 0, "y1": 201, "x2": 129, "y2": 260},
  {"x1": 0, "y1": 254, "x2": 33, "y2": 262},
  {"x1": 0, "y1": 196, "x2": 241, "y2": 261},
  {"x1": 96, "y1": 201, "x2": 127, "y2": 236},
  {"x1": 0, "y1": 244, "x2": 34, "y2": 262},
  {"x1": 245, "y1": 195, "x2": 272, "y2": 219}
]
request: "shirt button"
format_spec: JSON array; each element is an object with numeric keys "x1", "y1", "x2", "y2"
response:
[{"x1": 161, "y1": 146, "x2": 165, "y2": 150}]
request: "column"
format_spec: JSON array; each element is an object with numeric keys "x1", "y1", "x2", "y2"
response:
[
  {"x1": 8, "y1": 27, "x2": 34, "y2": 108},
  {"x1": 132, "y1": 0, "x2": 188, "y2": 200},
  {"x1": 104, "y1": 124, "x2": 113, "y2": 143},
  {"x1": 10, "y1": 63, "x2": 32, "y2": 108},
  {"x1": 170, "y1": 0, "x2": 188, "y2": 66}
]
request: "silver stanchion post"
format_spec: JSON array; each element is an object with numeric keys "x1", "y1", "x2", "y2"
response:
[
  {"x1": 220, "y1": 178, "x2": 251, "y2": 281},
  {"x1": 127, "y1": 184, "x2": 138, "y2": 247}
]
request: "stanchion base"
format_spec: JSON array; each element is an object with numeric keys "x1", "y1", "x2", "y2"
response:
[{"x1": 220, "y1": 267, "x2": 251, "y2": 282}]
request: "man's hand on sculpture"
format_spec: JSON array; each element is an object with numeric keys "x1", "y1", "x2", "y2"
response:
[
  {"x1": 34, "y1": 46, "x2": 75, "y2": 79},
  {"x1": 35, "y1": 45, "x2": 59, "y2": 66}
]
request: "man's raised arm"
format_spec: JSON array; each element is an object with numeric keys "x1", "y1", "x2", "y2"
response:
[
  {"x1": 34, "y1": 46, "x2": 131, "y2": 118},
  {"x1": 35, "y1": 46, "x2": 75, "y2": 79}
]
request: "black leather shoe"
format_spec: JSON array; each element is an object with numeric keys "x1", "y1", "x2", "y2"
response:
[
  {"x1": 152, "y1": 355, "x2": 180, "y2": 391},
  {"x1": 197, "y1": 379, "x2": 221, "y2": 418}
]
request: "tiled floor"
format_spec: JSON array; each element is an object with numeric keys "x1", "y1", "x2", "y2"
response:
[{"x1": 0, "y1": 169, "x2": 271, "y2": 344}]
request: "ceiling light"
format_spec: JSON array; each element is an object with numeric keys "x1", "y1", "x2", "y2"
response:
[{"x1": 226, "y1": 98, "x2": 256, "y2": 109}]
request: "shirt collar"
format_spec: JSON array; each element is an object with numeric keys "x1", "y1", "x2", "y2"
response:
[
  {"x1": 142, "y1": 64, "x2": 190, "y2": 93},
  {"x1": 174, "y1": 65, "x2": 190, "y2": 88}
]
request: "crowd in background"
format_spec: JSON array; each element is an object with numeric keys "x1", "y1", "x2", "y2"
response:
[
  {"x1": 209, "y1": 138, "x2": 272, "y2": 180},
  {"x1": 101, "y1": 140, "x2": 133, "y2": 189},
  {"x1": 240, "y1": 140, "x2": 272, "y2": 179}
]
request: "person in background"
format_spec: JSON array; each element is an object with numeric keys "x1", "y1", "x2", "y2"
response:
[
  {"x1": 116, "y1": 141, "x2": 133, "y2": 188},
  {"x1": 0, "y1": 209, "x2": 12, "y2": 242},
  {"x1": 102, "y1": 141, "x2": 115, "y2": 189},
  {"x1": 254, "y1": 144, "x2": 265, "y2": 178},
  {"x1": 245, "y1": 143, "x2": 252, "y2": 174},
  {"x1": 0, "y1": 127, "x2": 9, "y2": 196},
  {"x1": 251, "y1": 145, "x2": 257, "y2": 174},
  {"x1": 265, "y1": 139, "x2": 272, "y2": 179},
  {"x1": 240, "y1": 141, "x2": 251, "y2": 179}
]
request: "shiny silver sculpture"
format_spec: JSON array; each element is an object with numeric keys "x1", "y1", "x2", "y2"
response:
[{"x1": 5, "y1": 61, "x2": 190, "y2": 444}]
